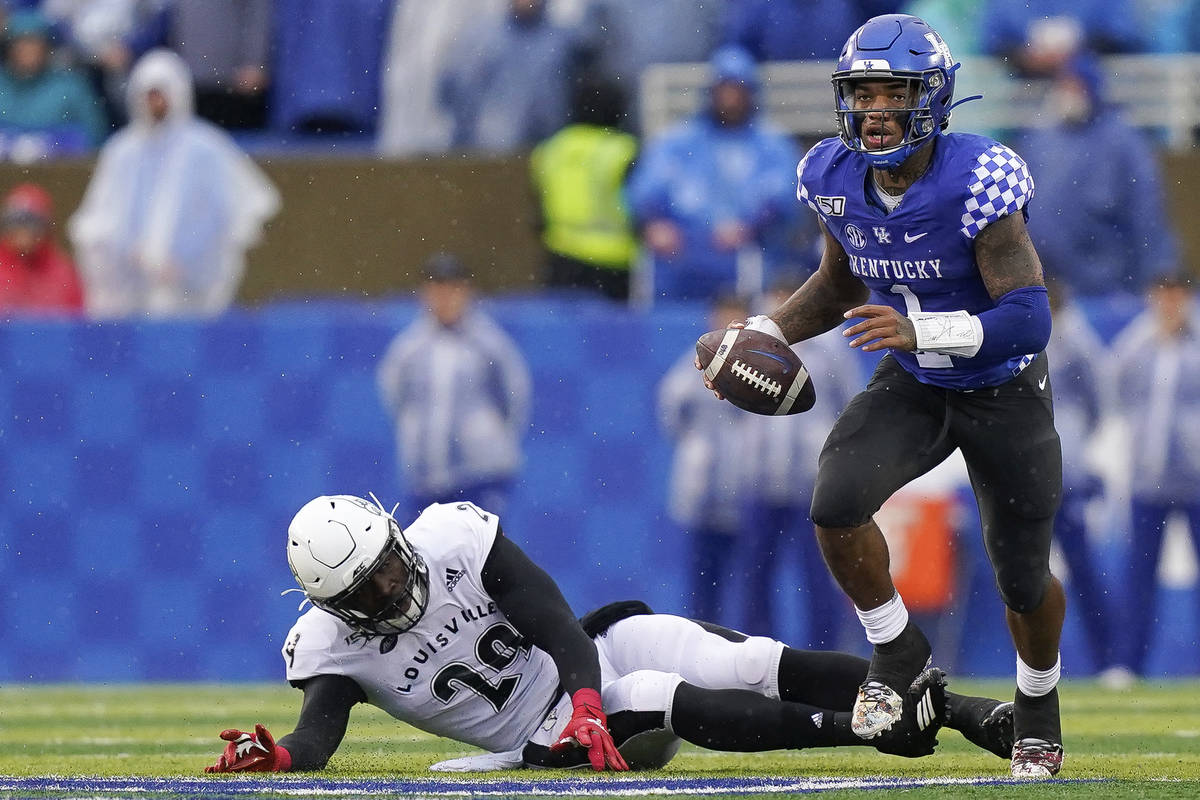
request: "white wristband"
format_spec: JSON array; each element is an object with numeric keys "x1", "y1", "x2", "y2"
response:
[
  {"x1": 910, "y1": 310, "x2": 984, "y2": 357},
  {"x1": 743, "y1": 314, "x2": 787, "y2": 343}
]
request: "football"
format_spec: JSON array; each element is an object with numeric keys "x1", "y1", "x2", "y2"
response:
[{"x1": 695, "y1": 328, "x2": 816, "y2": 416}]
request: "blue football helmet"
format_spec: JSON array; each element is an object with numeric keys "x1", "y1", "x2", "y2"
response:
[{"x1": 832, "y1": 14, "x2": 959, "y2": 168}]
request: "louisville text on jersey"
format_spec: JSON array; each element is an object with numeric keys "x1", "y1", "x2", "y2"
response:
[{"x1": 391, "y1": 602, "x2": 526, "y2": 694}]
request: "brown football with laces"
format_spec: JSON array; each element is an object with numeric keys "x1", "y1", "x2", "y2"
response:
[{"x1": 695, "y1": 328, "x2": 816, "y2": 416}]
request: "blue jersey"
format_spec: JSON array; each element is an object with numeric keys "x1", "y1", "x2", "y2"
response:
[{"x1": 797, "y1": 133, "x2": 1037, "y2": 390}]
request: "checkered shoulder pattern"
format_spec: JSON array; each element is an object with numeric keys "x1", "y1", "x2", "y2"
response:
[
  {"x1": 795, "y1": 149, "x2": 820, "y2": 214},
  {"x1": 959, "y1": 143, "x2": 1035, "y2": 238}
]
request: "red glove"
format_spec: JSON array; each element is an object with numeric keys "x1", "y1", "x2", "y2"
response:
[
  {"x1": 549, "y1": 688, "x2": 629, "y2": 771},
  {"x1": 204, "y1": 723, "x2": 292, "y2": 773}
]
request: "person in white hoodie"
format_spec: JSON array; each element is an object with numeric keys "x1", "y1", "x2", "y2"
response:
[
  {"x1": 68, "y1": 48, "x2": 280, "y2": 318},
  {"x1": 1108, "y1": 272, "x2": 1200, "y2": 682},
  {"x1": 376, "y1": 252, "x2": 532, "y2": 521}
]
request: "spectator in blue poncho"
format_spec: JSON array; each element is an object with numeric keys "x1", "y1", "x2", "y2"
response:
[
  {"x1": 271, "y1": 0, "x2": 391, "y2": 135},
  {"x1": 626, "y1": 46, "x2": 802, "y2": 303},
  {"x1": 1014, "y1": 51, "x2": 1178, "y2": 301}
]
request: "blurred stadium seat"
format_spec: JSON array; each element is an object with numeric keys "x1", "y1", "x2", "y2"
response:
[{"x1": 640, "y1": 54, "x2": 1200, "y2": 150}]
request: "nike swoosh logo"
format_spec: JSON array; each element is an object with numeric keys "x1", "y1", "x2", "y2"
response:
[
  {"x1": 746, "y1": 349, "x2": 791, "y2": 371},
  {"x1": 1038, "y1": 375, "x2": 1047, "y2": 390},
  {"x1": 904, "y1": 231, "x2": 928, "y2": 243}
]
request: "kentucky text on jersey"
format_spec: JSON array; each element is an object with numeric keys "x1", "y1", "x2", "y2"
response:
[
  {"x1": 797, "y1": 133, "x2": 1037, "y2": 390},
  {"x1": 848, "y1": 255, "x2": 943, "y2": 280}
]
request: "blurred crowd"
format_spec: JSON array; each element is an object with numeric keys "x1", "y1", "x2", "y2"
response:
[
  {"x1": 0, "y1": 0, "x2": 1196, "y2": 153},
  {"x1": 0, "y1": 0, "x2": 1193, "y2": 318}
]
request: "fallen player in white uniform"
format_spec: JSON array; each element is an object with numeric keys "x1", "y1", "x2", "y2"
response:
[{"x1": 205, "y1": 495, "x2": 1013, "y2": 773}]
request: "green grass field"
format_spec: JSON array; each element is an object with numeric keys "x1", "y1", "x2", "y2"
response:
[{"x1": 2, "y1": 679, "x2": 1198, "y2": 799}]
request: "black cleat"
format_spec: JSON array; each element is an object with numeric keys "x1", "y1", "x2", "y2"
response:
[
  {"x1": 872, "y1": 667, "x2": 947, "y2": 758},
  {"x1": 947, "y1": 695, "x2": 1014, "y2": 759},
  {"x1": 1011, "y1": 688, "x2": 1063, "y2": 777},
  {"x1": 866, "y1": 621, "x2": 933, "y2": 689},
  {"x1": 854, "y1": 621, "x2": 933, "y2": 738}
]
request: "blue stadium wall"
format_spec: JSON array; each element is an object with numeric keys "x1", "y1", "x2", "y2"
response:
[{"x1": 0, "y1": 296, "x2": 1192, "y2": 682}]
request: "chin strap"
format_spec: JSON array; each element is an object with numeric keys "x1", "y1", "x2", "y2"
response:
[{"x1": 280, "y1": 586, "x2": 311, "y2": 612}]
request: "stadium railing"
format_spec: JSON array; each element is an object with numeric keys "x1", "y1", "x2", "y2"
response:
[{"x1": 640, "y1": 53, "x2": 1200, "y2": 150}]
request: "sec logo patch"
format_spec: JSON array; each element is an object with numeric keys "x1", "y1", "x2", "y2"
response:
[{"x1": 845, "y1": 223, "x2": 867, "y2": 250}]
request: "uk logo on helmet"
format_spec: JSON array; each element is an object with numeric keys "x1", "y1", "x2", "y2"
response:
[{"x1": 924, "y1": 31, "x2": 953, "y2": 67}]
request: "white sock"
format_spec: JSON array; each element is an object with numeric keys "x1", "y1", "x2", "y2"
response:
[
  {"x1": 1016, "y1": 654, "x2": 1061, "y2": 697},
  {"x1": 855, "y1": 592, "x2": 909, "y2": 645}
]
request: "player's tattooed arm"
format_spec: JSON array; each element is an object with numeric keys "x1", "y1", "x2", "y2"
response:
[
  {"x1": 772, "y1": 223, "x2": 869, "y2": 343},
  {"x1": 974, "y1": 211, "x2": 1045, "y2": 299}
]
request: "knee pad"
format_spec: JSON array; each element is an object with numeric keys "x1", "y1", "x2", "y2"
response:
[
  {"x1": 809, "y1": 481, "x2": 872, "y2": 529},
  {"x1": 676, "y1": 629, "x2": 784, "y2": 698},
  {"x1": 995, "y1": 564, "x2": 1051, "y2": 614},
  {"x1": 732, "y1": 635, "x2": 784, "y2": 699},
  {"x1": 607, "y1": 669, "x2": 684, "y2": 716}
]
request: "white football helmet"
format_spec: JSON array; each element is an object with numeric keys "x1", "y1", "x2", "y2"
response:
[{"x1": 287, "y1": 494, "x2": 429, "y2": 635}]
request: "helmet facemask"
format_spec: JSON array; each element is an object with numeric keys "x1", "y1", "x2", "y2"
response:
[
  {"x1": 833, "y1": 70, "x2": 945, "y2": 168},
  {"x1": 286, "y1": 494, "x2": 433, "y2": 636},
  {"x1": 306, "y1": 516, "x2": 430, "y2": 636},
  {"x1": 831, "y1": 15, "x2": 963, "y2": 169}
]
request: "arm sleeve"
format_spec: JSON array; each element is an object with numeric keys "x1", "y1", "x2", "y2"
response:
[
  {"x1": 974, "y1": 285, "x2": 1052, "y2": 361},
  {"x1": 480, "y1": 529, "x2": 601, "y2": 695},
  {"x1": 275, "y1": 674, "x2": 367, "y2": 771}
]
